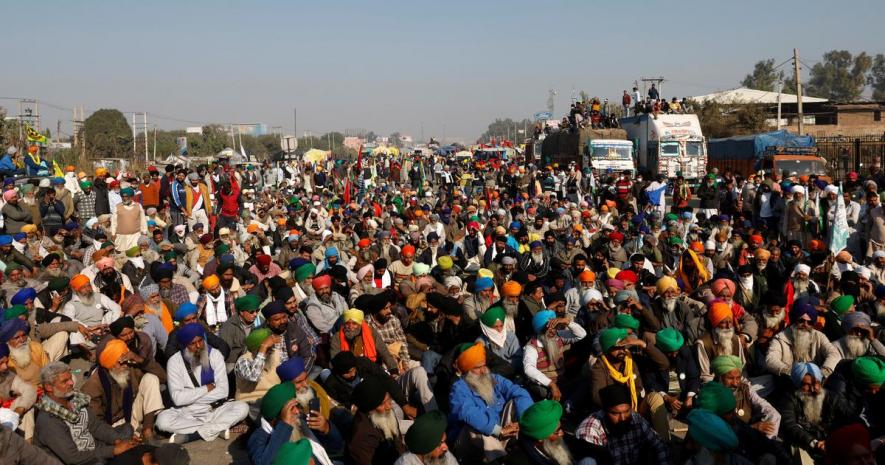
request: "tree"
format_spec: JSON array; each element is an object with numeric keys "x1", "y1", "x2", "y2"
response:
[
  {"x1": 479, "y1": 118, "x2": 533, "y2": 142},
  {"x1": 870, "y1": 54, "x2": 885, "y2": 101},
  {"x1": 741, "y1": 59, "x2": 785, "y2": 92},
  {"x1": 693, "y1": 101, "x2": 768, "y2": 139},
  {"x1": 365, "y1": 131, "x2": 378, "y2": 143},
  {"x1": 389, "y1": 132, "x2": 403, "y2": 148},
  {"x1": 804, "y1": 50, "x2": 872, "y2": 102},
  {"x1": 83, "y1": 109, "x2": 133, "y2": 159}
]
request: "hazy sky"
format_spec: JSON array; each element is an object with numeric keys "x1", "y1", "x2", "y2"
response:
[{"x1": 1, "y1": 0, "x2": 882, "y2": 143}]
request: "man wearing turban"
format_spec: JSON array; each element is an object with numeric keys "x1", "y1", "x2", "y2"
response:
[
  {"x1": 765, "y1": 300, "x2": 841, "y2": 379},
  {"x1": 303, "y1": 274, "x2": 348, "y2": 334},
  {"x1": 62, "y1": 274, "x2": 123, "y2": 349},
  {"x1": 217, "y1": 294, "x2": 261, "y2": 372},
  {"x1": 1, "y1": 318, "x2": 48, "y2": 388},
  {"x1": 649, "y1": 276, "x2": 707, "y2": 343},
  {"x1": 196, "y1": 274, "x2": 233, "y2": 328},
  {"x1": 387, "y1": 244, "x2": 416, "y2": 287},
  {"x1": 398, "y1": 410, "x2": 458, "y2": 465},
  {"x1": 449, "y1": 342, "x2": 533, "y2": 463},
  {"x1": 642, "y1": 328, "x2": 701, "y2": 441},
  {"x1": 784, "y1": 264, "x2": 821, "y2": 313},
  {"x1": 476, "y1": 306, "x2": 522, "y2": 371},
  {"x1": 523, "y1": 310, "x2": 586, "y2": 402},
  {"x1": 155, "y1": 322, "x2": 249, "y2": 444},
  {"x1": 589, "y1": 327, "x2": 665, "y2": 414},
  {"x1": 518, "y1": 240, "x2": 551, "y2": 280},
  {"x1": 711, "y1": 355, "x2": 781, "y2": 440},
  {"x1": 516, "y1": 400, "x2": 572, "y2": 465},
  {"x1": 81, "y1": 337, "x2": 165, "y2": 441},
  {"x1": 110, "y1": 184, "x2": 147, "y2": 253},
  {"x1": 231, "y1": 326, "x2": 285, "y2": 416},
  {"x1": 696, "y1": 301, "x2": 746, "y2": 383},
  {"x1": 780, "y1": 362, "x2": 854, "y2": 464}
]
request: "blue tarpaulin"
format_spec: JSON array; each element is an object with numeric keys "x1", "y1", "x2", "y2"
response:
[{"x1": 708, "y1": 130, "x2": 815, "y2": 161}]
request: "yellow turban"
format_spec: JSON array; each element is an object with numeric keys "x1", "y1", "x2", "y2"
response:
[
  {"x1": 99, "y1": 339, "x2": 129, "y2": 369},
  {"x1": 656, "y1": 276, "x2": 678, "y2": 293},
  {"x1": 502, "y1": 280, "x2": 523, "y2": 297},
  {"x1": 21, "y1": 224, "x2": 37, "y2": 234},
  {"x1": 343, "y1": 308, "x2": 365, "y2": 324},
  {"x1": 457, "y1": 342, "x2": 486, "y2": 373},
  {"x1": 95, "y1": 167, "x2": 108, "y2": 177},
  {"x1": 202, "y1": 275, "x2": 220, "y2": 290},
  {"x1": 606, "y1": 268, "x2": 621, "y2": 280},
  {"x1": 477, "y1": 268, "x2": 494, "y2": 279},
  {"x1": 754, "y1": 248, "x2": 771, "y2": 260}
]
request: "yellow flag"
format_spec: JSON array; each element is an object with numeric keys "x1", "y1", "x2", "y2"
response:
[
  {"x1": 25, "y1": 124, "x2": 47, "y2": 144},
  {"x1": 53, "y1": 160, "x2": 64, "y2": 178}
]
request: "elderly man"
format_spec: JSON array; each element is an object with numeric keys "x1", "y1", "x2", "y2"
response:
[
  {"x1": 196, "y1": 274, "x2": 233, "y2": 329},
  {"x1": 784, "y1": 264, "x2": 821, "y2": 304},
  {"x1": 218, "y1": 294, "x2": 261, "y2": 372},
  {"x1": 650, "y1": 276, "x2": 706, "y2": 342},
  {"x1": 640, "y1": 328, "x2": 700, "y2": 442},
  {"x1": 0, "y1": 318, "x2": 49, "y2": 388},
  {"x1": 34, "y1": 362, "x2": 138, "y2": 465},
  {"x1": 109, "y1": 187, "x2": 147, "y2": 253},
  {"x1": 303, "y1": 274, "x2": 347, "y2": 334},
  {"x1": 82, "y1": 339, "x2": 165, "y2": 441},
  {"x1": 833, "y1": 311, "x2": 885, "y2": 360},
  {"x1": 155, "y1": 322, "x2": 249, "y2": 443},
  {"x1": 463, "y1": 277, "x2": 495, "y2": 321},
  {"x1": 765, "y1": 302, "x2": 841, "y2": 379},
  {"x1": 779, "y1": 362, "x2": 854, "y2": 465},
  {"x1": 361, "y1": 291, "x2": 412, "y2": 371},
  {"x1": 0, "y1": 342, "x2": 38, "y2": 440},
  {"x1": 696, "y1": 302, "x2": 746, "y2": 383},
  {"x1": 711, "y1": 355, "x2": 781, "y2": 439},
  {"x1": 576, "y1": 383, "x2": 672, "y2": 465},
  {"x1": 590, "y1": 327, "x2": 667, "y2": 411},
  {"x1": 523, "y1": 310, "x2": 586, "y2": 401},
  {"x1": 449, "y1": 342, "x2": 533, "y2": 463},
  {"x1": 348, "y1": 376, "x2": 408, "y2": 465},
  {"x1": 183, "y1": 172, "x2": 212, "y2": 232},
  {"x1": 233, "y1": 328, "x2": 283, "y2": 419},
  {"x1": 519, "y1": 241, "x2": 551, "y2": 280},
  {"x1": 512, "y1": 400, "x2": 572, "y2": 465},
  {"x1": 62, "y1": 274, "x2": 121, "y2": 350}
]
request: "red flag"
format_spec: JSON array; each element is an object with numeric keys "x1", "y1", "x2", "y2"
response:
[
  {"x1": 356, "y1": 144, "x2": 363, "y2": 173},
  {"x1": 344, "y1": 180, "x2": 351, "y2": 205}
]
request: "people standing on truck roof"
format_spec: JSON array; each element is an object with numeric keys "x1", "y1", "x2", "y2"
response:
[
  {"x1": 622, "y1": 91, "x2": 632, "y2": 116},
  {"x1": 648, "y1": 83, "x2": 660, "y2": 101}
]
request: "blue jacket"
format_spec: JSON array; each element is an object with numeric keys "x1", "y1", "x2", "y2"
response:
[
  {"x1": 448, "y1": 373, "x2": 533, "y2": 438},
  {"x1": 0, "y1": 155, "x2": 17, "y2": 172},
  {"x1": 247, "y1": 419, "x2": 343, "y2": 465}
]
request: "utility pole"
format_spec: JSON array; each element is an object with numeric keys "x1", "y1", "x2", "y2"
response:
[
  {"x1": 143, "y1": 112, "x2": 148, "y2": 163},
  {"x1": 793, "y1": 48, "x2": 804, "y2": 135},
  {"x1": 293, "y1": 108, "x2": 297, "y2": 139}
]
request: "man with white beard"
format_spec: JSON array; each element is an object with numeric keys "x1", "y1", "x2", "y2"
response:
[
  {"x1": 81, "y1": 338, "x2": 165, "y2": 441},
  {"x1": 61, "y1": 274, "x2": 122, "y2": 351},
  {"x1": 515, "y1": 400, "x2": 573, "y2": 465},
  {"x1": 784, "y1": 264, "x2": 821, "y2": 305},
  {"x1": 233, "y1": 328, "x2": 283, "y2": 419},
  {"x1": 523, "y1": 310, "x2": 586, "y2": 401},
  {"x1": 779, "y1": 362, "x2": 853, "y2": 465},
  {"x1": 696, "y1": 302, "x2": 746, "y2": 383},
  {"x1": 348, "y1": 376, "x2": 408, "y2": 465},
  {"x1": 0, "y1": 342, "x2": 38, "y2": 440},
  {"x1": 0, "y1": 318, "x2": 49, "y2": 388},
  {"x1": 765, "y1": 302, "x2": 841, "y2": 379},
  {"x1": 603, "y1": 232, "x2": 629, "y2": 270},
  {"x1": 156, "y1": 322, "x2": 249, "y2": 444},
  {"x1": 649, "y1": 276, "x2": 706, "y2": 342},
  {"x1": 833, "y1": 312, "x2": 885, "y2": 360},
  {"x1": 518, "y1": 241, "x2": 551, "y2": 280},
  {"x1": 396, "y1": 410, "x2": 458, "y2": 465},
  {"x1": 303, "y1": 274, "x2": 347, "y2": 334},
  {"x1": 109, "y1": 187, "x2": 147, "y2": 252},
  {"x1": 449, "y1": 342, "x2": 533, "y2": 463}
]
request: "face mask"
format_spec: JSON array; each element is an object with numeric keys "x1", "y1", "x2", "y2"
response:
[{"x1": 740, "y1": 276, "x2": 753, "y2": 289}]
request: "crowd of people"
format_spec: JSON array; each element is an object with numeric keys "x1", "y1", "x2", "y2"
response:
[{"x1": 0, "y1": 142, "x2": 882, "y2": 465}]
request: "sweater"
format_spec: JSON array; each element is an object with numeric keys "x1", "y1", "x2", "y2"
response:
[{"x1": 111, "y1": 203, "x2": 145, "y2": 236}]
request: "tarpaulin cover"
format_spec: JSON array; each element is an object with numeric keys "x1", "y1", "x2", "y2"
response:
[{"x1": 708, "y1": 130, "x2": 815, "y2": 161}]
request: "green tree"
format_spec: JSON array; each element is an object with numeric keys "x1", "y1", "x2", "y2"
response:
[
  {"x1": 83, "y1": 109, "x2": 133, "y2": 159},
  {"x1": 389, "y1": 132, "x2": 403, "y2": 148},
  {"x1": 693, "y1": 101, "x2": 768, "y2": 138},
  {"x1": 741, "y1": 59, "x2": 785, "y2": 92},
  {"x1": 479, "y1": 118, "x2": 533, "y2": 142},
  {"x1": 869, "y1": 54, "x2": 885, "y2": 101},
  {"x1": 804, "y1": 50, "x2": 872, "y2": 101}
]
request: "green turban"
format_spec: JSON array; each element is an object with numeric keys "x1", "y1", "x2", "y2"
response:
[
  {"x1": 2, "y1": 305, "x2": 28, "y2": 321},
  {"x1": 696, "y1": 381, "x2": 736, "y2": 416},
  {"x1": 711, "y1": 355, "x2": 744, "y2": 376},
  {"x1": 47, "y1": 277, "x2": 70, "y2": 292},
  {"x1": 100, "y1": 241, "x2": 114, "y2": 250},
  {"x1": 852, "y1": 356, "x2": 885, "y2": 386},
  {"x1": 655, "y1": 328, "x2": 684, "y2": 353},
  {"x1": 214, "y1": 243, "x2": 230, "y2": 257},
  {"x1": 830, "y1": 295, "x2": 855, "y2": 316},
  {"x1": 480, "y1": 306, "x2": 506, "y2": 328},
  {"x1": 245, "y1": 328, "x2": 272, "y2": 354},
  {"x1": 79, "y1": 180, "x2": 93, "y2": 189},
  {"x1": 614, "y1": 313, "x2": 639, "y2": 331},
  {"x1": 271, "y1": 439, "x2": 312, "y2": 465},
  {"x1": 261, "y1": 382, "x2": 295, "y2": 421},
  {"x1": 120, "y1": 187, "x2": 135, "y2": 197},
  {"x1": 5, "y1": 263, "x2": 21, "y2": 273},
  {"x1": 599, "y1": 328, "x2": 628, "y2": 353},
  {"x1": 235, "y1": 294, "x2": 261, "y2": 313},
  {"x1": 518, "y1": 400, "x2": 563, "y2": 441},
  {"x1": 125, "y1": 246, "x2": 141, "y2": 258},
  {"x1": 664, "y1": 213, "x2": 679, "y2": 223},
  {"x1": 668, "y1": 236, "x2": 684, "y2": 246},
  {"x1": 164, "y1": 251, "x2": 177, "y2": 262},
  {"x1": 294, "y1": 263, "x2": 316, "y2": 282},
  {"x1": 405, "y1": 410, "x2": 447, "y2": 454},
  {"x1": 687, "y1": 409, "x2": 739, "y2": 452}
]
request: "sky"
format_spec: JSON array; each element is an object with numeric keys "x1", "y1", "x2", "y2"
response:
[{"x1": 1, "y1": 0, "x2": 882, "y2": 144}]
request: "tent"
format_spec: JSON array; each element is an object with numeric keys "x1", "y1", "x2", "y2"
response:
[
  {"x1": 302, "y1": 148, "x2": 329, "y2": 163},
  {"x1": 689, "y1": 87, "x2": 827, "y2": 105}
]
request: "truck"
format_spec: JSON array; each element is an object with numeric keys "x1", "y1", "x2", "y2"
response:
[
  {"x1": 584, "y1": 139, "x2": 636, "y2": 178},
  {"x1": 539, "y1": 127, "x2": 629, "y2": 170},
  {"x1": 707, "y1": 130, "x2": 829, "y2": 180},
  {"x1": 619, "y1": 114, "x2": 707, "y2": 180}
]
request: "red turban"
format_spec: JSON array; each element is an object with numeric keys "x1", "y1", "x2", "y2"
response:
[
  {"x1": 711, "y1": 278, "x2": 736, "y2": 297},
  {"x1": 401, "y1": 245, "x2": 416, "y2": 257},
  {"x1": 614, "y1": 270, "x2": 637, "y2": 284},
  {"x1": 608, "y1": 232, "x2": 624, "y2": 242},
  {"x1": 312, "y1": 274, "x2": 332, "y2": 289}
]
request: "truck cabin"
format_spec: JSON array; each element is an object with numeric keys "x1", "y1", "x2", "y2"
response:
[
  {"x1": 653, "y1": 139, "x2": 705, "y2": 159},
  {"x1": 757, "y1": 147, "x2": 829, "y2": 180}
]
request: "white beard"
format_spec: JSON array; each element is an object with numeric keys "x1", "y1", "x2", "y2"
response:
[
  {"x1": 369, "y1": 409, "x2": 400, "y2": 441},
  {"x1": 288, "y1": 423, "x2": 304, "y2": 442},
  {"x1": 541, "y1": 335, "x2": 562, "y2": 369},
  {"x1": 792, "y1": 328, "x2": 814, "y2": 362},
  {"x1": 714, "y1": 328, "x2": 735, "y2": 356},
  {"x1": 662, "y1": 297, "x2": 677, "y2": 313},
  {"x1": 799, "y1": 391, "x2": 825, "y2": 425},
  {"x1": 465, "y1": 371, "x2": 496, "y2": 406},
  {"x1": 295, "y1": 386, "x2": 315, "y2": 412},
  {"x1": 842, "y1": 335, "x2": 869, "y2": 359},
  {"x1": 876, "y1": 302, "x2": 885, "y2": 321},
  {"x1": 764, "y1": 311, "x2": 786, "y2": 329},
  {"x1": 531, "y1": 253, "x2": 544, "y2": 265},
  {"x1": 793, "y1": 279, "x2": 810, "y2": 295},
  {"x1": 542, "y1": 437, "x2": 573, "y2": 465},
  {"x1": 78, "y1": 292, "x2": 95, "y2": 306},
  {"x1": 420, "y1": 453, "x2": 450, "y2": 465},
  {"x1": 109, "y1": 368, "x2": 130, "y2": 388},
  {"x1": 502, "y1": 301, "x2": 519, "y2": 318},
  {"x1": 9, "y1": 343, "x2": 32, "y2": 368}
]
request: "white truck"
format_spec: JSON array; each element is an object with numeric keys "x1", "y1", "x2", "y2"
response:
[
  {"x1": 619, "y1": 114, "x2": 707, "y2": 180},
  {"x1": 584, "y1": 139, "x2": 636, "y2": 178}
]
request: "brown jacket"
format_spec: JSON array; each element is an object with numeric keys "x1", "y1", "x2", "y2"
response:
[
  {"x1": 81, "y1": 359, "x2": 166, "y2": 425},
  {"x1": 589, "y1": 346, "x2": 668, "y2": 410}
]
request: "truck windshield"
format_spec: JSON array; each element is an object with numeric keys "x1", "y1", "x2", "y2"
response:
[
  {"x1": 660, "y1": 142, "x2": 679, "y2": 157},
  {"x1": 591, "y1": 145, "x2": 632, "y2": 160},
  {"x1": 779, "y1": 159, "x2": 826, "y2": 176},
  {"x1": 685, "y1": 141, "x2": 704, "y2": 157}
]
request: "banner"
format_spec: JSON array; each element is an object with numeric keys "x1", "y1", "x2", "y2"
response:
[{"x1": 829, "y1": 183, "x2": 848, "y2": 254}]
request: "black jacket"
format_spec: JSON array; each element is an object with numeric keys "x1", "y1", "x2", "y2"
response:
[{"x1": 640, "y1": 345, "x2": 701, "y2": 401}]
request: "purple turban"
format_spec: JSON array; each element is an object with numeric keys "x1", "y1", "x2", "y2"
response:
[{"x1": 276, "y1": 357, "x2": 306, "y2": 382}]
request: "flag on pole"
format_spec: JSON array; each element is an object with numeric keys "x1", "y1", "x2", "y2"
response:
[
  {"x1": 52, "y1": 160, "x2": 64, "y2": 177},
  {"x1": 829, "y1": 182, "x2": 849, "y2": 254},
  {"x1": 239, "y1": 143, "x2": 248, "y2": 161},
  {"x1": 356, "y1": 144, "x2": 363, "y2": 173},
  {"x1": 343, "y1": 179, "x2": 351, "y2": 205},
  {"x1": 25, "y1": 124, "x2": 47, "y2": 144}
]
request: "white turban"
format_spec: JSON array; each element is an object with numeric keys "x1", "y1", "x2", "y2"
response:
[
  {"x1": 791, "y1": 185, "x2": 806, "y2": 195},
  {"x1": 580, "y1": 288, "x2": 604, "y2": 305},
  {"x1": 357, "y1": 264, "x2": 374, "y2": 280},
  {"x1": 794, "y1": 264, "x2": 811, "y2": 276},
  {"x1": 873, "y1": 250, "x2": 885, "y2": 259},
  {"x1": 704, "y1": 240, "x2": 716, "y2": 250},
  {"x1": 824, "y1": 185, "x2": 839, "y2": 195},
  {"x1": 857, "y1": 266, "x2": 872, "y2": 279},
  {"x1": 444, "y1": 276, "x2": 463, "y2": 290}
]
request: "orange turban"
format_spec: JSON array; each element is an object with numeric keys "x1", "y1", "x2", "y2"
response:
[
  {"x1": 754, "y1": 248, "x2": 771, "y2": 260},
  {"x1": 401, "y1": 245, "x2": 416, "y2": 257},
  {"x1": 99, "y1": 339, "x2": 129, "y2": 369},
  {"x1": 502, "y1": 280, "x2": 522, "y2": 297},
  {"x1": 708, "y1": 302, "x2": 733, "y2": 327},
  {"x1": 711, "y1": 279, "x2": 736, "y2": 297},
  {"x1": 65, "y1": 165, "x2": 76, "y2": 172},
  {"x1": 457, "y1": 343, "x2": 486, "y2": 373},
  {"x1": 202, "y1": 274, "x2": 220, "y2": 290},
  {"x1": 70, "y1": 274, "x2": 91, "y2": 291},
  {"x1": 95, "y1": 167, "x2": 108, "y2": 177},
  {"x1": 357, "y1": 238, "x2": 371, "y2": 248},
  {"x1": 689, "y1": 241, "x2": 704, "y2": 253},
  {"x1": 578, "y1": 270, "x2": 596, "y2": 283},
  {"x1": 749, "y1": 235, "x2": 764, "y2": 245},
  {"x1": 246, "y1": 224, "x2": 259, "y2": 233}
]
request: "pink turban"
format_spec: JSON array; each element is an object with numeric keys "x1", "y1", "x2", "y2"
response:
[
  {"x1": 357, "y1": 264, "x2": 374, "y2": 280},
  {"x1": 2, "y1": 190, "x2": 16, "y2": 201},
  {"x1": 711, "y1": 278, "x2": 736, "y2": 297},
  {"x1": 96, "y1": 257, "x2": 115, "y2": 271},
  {"x1": 605, "y1": 279, "x2": 626, "y2": 291}
]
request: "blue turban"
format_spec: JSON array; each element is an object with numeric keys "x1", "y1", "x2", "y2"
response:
[
  {"x1": 529, "y1": 240, "x2": 543, "y2": 249},
  {"x1": 324, "y1": 247, "x2": 339, "y2": 258},
  {"x1": 175, "y1": 322, "x2": 205, "y2": 347},
  {"x1": 687, "y1": 409, "x2": 738, "y2": 452},
  {"x1": 63, "y1": 221, "x2": 79, "y2": 231},
  {"x1": 510, "y1": 221, "x2": 522, "y2": 230},
  {"x1": 876, "y1": 284, "x2": 885, "y2": 300},
  {"x1": 51, "y1": 177, "x2": 65, "y2": 185},
  {"x1": 0, "y1": 236, "x2": 13, "y2": 246},
  {"x1": 276, "y1": 357, "x2": 306, "y2": 382},
  {"x1": 789, "y1": 302, "x2": 818, "y2": 324},
  {"x1": 532, "y1": 310, "x2": 557, "y2": 334},
  {"x1": 261, "y1": 301, "x2": 287, "y2": 319},
  {"x1": 10, "y1": 288, "x2": 37, "y2": 306},
  {"x1": 288, "y1": 257, "x2": 309, "y2": 271},
  {"x1": 790, "y1": 362, "x2": 823, "y2": 387},
  {"x1": 174, "y1": 302, "x2": 198, "y2": 321},
  {"x1": 2, "y1": 178, "x2": 13, "y2": 186},
  {"x1": 12, "y1": 233, "x2": 25, "y2": 241},
  {"x1": 0, "y1": 343, "x2": 8, "y2": 359},
  {"x1": 0, "y1": 318, "x2": 29, "y2": 344},
  {"x1": 475, "y1": 277, "x2": 494, "y2": 291},
  {"x1": 613, "y1": 291, "x2": 634, "y2": 305}
]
